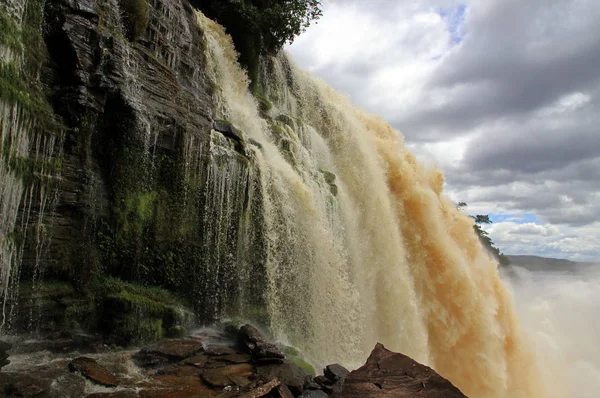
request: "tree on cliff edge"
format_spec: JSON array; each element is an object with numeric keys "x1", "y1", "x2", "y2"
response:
[
  {"x1": 194, "y1": 0, "x2": 322, "y2": 87},
  {"x1": 457, "y1": 203, "x2": 511, "y2": 266}
]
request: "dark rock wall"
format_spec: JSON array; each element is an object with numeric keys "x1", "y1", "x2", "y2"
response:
[{"x1": 1, "y1": 0, "x2": 265, "y2": 332}]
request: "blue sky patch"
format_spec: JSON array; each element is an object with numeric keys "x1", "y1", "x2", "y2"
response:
[
  {"x1": 488, "y1": 212, "x2": 541, "y2": 225},
  {"x1": 440, "y1": 4, "x2": 467, "y2": 45}
]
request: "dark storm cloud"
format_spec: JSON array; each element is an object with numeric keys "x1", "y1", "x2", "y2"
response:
[
  {"x1": 396, "y1": 0, "x2": 600, "y2": 141},
  {"x1": 464, "y1": 121, "x2": 600, "y2": 173},
  {"x1": 289, "y1": 0, "x2": 600, "y2": 256}
]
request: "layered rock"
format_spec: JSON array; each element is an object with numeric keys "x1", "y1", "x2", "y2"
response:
[
  {"x1": 68, "y1": 356, "x2": 118, "y2": 387},
  {"x1": 333, "y1": 343, "x2": 468, "y2": 398},
  {"x1": 0, "y1": 326, "x2": 470, "y2": 398},
  {"x1": 1, "y1": 0, "x2": 267, "y2": 335}
]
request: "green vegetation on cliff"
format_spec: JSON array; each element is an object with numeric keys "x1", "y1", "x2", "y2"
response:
[
  {"x1": 458, "y1": 203, "x2": 510, "y2": 266},
  {"x1": 7, "y1": 278, "x2": 191, "y2": 345},
  {"x1": 194, "y1": 0, "x2": 322, "y2": 85}
]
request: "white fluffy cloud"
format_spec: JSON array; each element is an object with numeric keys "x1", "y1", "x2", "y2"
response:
[{"x1": 289, "y1": 0, "x2": 600, "y2": 261}]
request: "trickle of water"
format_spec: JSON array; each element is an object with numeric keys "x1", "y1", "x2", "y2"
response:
[{"x1": 0, "y1": 1, "x2": 64, "y2": 331}]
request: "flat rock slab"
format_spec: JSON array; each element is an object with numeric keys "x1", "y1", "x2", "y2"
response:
[
  {"x1": 156, "y1": 365, "x2": 204, "y2": 377},
  {"x1": 87, "y1": 391, "x2": 139, "y2": 398},
  {"x1": 273, "y1": 384, "x2": 294, "y2": 398},
  {"x1": 181, "y1": 354, "x2": 208, "y2": 367},
  {"x1": 69, "y1": 357, "x2": 118, "y2": 387},
  {"x1": 204, "y1": 345, "x2": 236, "y2": 356},
  {"x1": 201, "y1": 363, "x2": 254, "y2": 389},
  {"x1": 140, "y1": 375, "x2": 216, "y2": 398},
  {"x1": 234, "y1": 379, "x2": 281, "y2": 398},
  {"x1": 139, "y1": 339, "x2": 204, "y2": 361},
  {"x1": 299, "y1": 390, "x2": 329, "y2": 398},
  {"x1": 221, "y1": 354, "x2": 252, "y2": 363},
  {"x1": 332, "y1": 343, "x2": 468, "y2": 398},
  {"x1": 203, "y1": 363, "x2": 254, "y2": 377}
]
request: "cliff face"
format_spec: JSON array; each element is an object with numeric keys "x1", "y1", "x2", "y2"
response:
[{"x1": 1, "y1": 0, "x2": 263, "y2": 331}]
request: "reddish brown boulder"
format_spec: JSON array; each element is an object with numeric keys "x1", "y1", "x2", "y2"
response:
[
  {"x1": 68, "y1": 357, "x2": 118, "y2": 387},
  {"x1": 332, "y1": 343, "x2": 468, "y2": 398},
  {"x1": 238, "y1": 324, "x2": 284, "y2": 361}
]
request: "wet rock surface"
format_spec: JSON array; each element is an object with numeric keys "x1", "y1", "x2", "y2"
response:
[
  {"x1": 332, "y1": 343, "x2": 468, "y2": 398},
  {"x1": 0, "y1": 340, "x2": 11, "y2": 370},
  {"x1": 239, "y1": 324, "x2": 285, "y2": 361},
  {"x1": 135, "y1": 339, "x2": 204, "y2": 363},
  {"x1": 69, "y1": 356, "x2": 118, "y2": 387},
  {"x1": 0, "y1": 326, "x2": 469, "y2": 397}
]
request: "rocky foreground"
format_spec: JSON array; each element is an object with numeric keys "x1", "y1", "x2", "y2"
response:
[{"x1": 0, "y1": 325, "x2": 467, "y2": 397}]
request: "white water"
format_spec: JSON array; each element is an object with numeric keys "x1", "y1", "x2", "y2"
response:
[
  {"x1": 196, "y1": 12, "x2": 545, "y2": 398},
  {"x1": 506, "y1": 265, "x2": 600, "y2": 398}
]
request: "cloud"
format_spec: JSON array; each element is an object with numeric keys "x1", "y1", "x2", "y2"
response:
[
  {"x1": 288, "y1": 0, "x2": 600, "y2": 260},
  {"x1": 485, "y1": 221, "x2": 599, "y2": 262}
]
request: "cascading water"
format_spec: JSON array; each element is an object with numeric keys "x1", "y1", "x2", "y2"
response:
[
  {"x1": 196, "y1": 11, "x2": 545, "y2": 398},
  {"x1": 0, "y1": 2, "x2": 549, "y2": 396}
]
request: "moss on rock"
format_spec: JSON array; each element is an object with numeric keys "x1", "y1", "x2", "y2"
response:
[
  {"x1": 281, "y1": 345, "x2": 316, "y2": 376},
  {"x1": 96, "y1": 278, "x2": 192, "y2": 346}
]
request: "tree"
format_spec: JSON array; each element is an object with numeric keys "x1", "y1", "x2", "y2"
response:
[
  {"x1": 457, "y1": 203, "x2": 510, "y2": 266},
  {"x1": 194, "y1": 0, "x2": 322, "y2": 87}
]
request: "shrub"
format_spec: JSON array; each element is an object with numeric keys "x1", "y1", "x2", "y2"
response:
[{"x1": 194, "y1": 0, "x2": 322, "y2": 84}]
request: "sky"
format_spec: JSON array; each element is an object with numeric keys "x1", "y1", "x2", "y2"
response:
[{"x1": 287, "y1": 0, "x2": 600, "y2": 262}]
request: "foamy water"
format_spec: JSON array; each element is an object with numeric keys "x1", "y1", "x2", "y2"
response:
[
  {"x1": 196, "y1": 11, "x2": 545, "y2": 397},
  {"x1": 505, "y1": 265, "x2": 600, "y2": 398}
]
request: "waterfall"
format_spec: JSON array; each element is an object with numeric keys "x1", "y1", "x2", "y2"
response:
[{"x1": 196, "y1": 11, "x2": 545, "y2": 398}]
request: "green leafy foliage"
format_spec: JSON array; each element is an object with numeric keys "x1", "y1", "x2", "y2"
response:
[
  {"x1": 195, "y1": 0, "x2": 322, "y2": 84},
  {"x1": 458, "y1": 203, "x2": 511, "y2": 266}
]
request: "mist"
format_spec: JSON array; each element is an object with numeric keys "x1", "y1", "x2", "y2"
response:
[{"x1": 504, "y1": 264, "x2": 600, "y2": 398}]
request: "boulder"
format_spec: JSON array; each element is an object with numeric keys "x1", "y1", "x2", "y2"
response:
[
  {"x1": 68, "y1": 357, "x2": 118, "y2": 387},
  {"x1": 273, "y1": 384, "x2": 295, "y2": 398},
  {"x1": 238, "y1": 324, "x2": 284, "y2": 361},
  {"x1": 213, "y1": 120, "x2": 244, "y2": 143},
  {"x1": 321, "y1": 363, "x2": 349, "y2": 393},
  {"x1": 331, "y1": 343, "x2": 468, "y2": 397},
  {"x1": 314, "y1": 375, "x2": 334, "y2": 394},
  {"x1": 324, "y1": 363, "x2": 349, "y2": 382},
  {"x1": 302, "y1": 375, "x2": 321, "y2": 390},
  {"x1": 256, "y1": 360, "x2": 309, "y2": 395}
]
